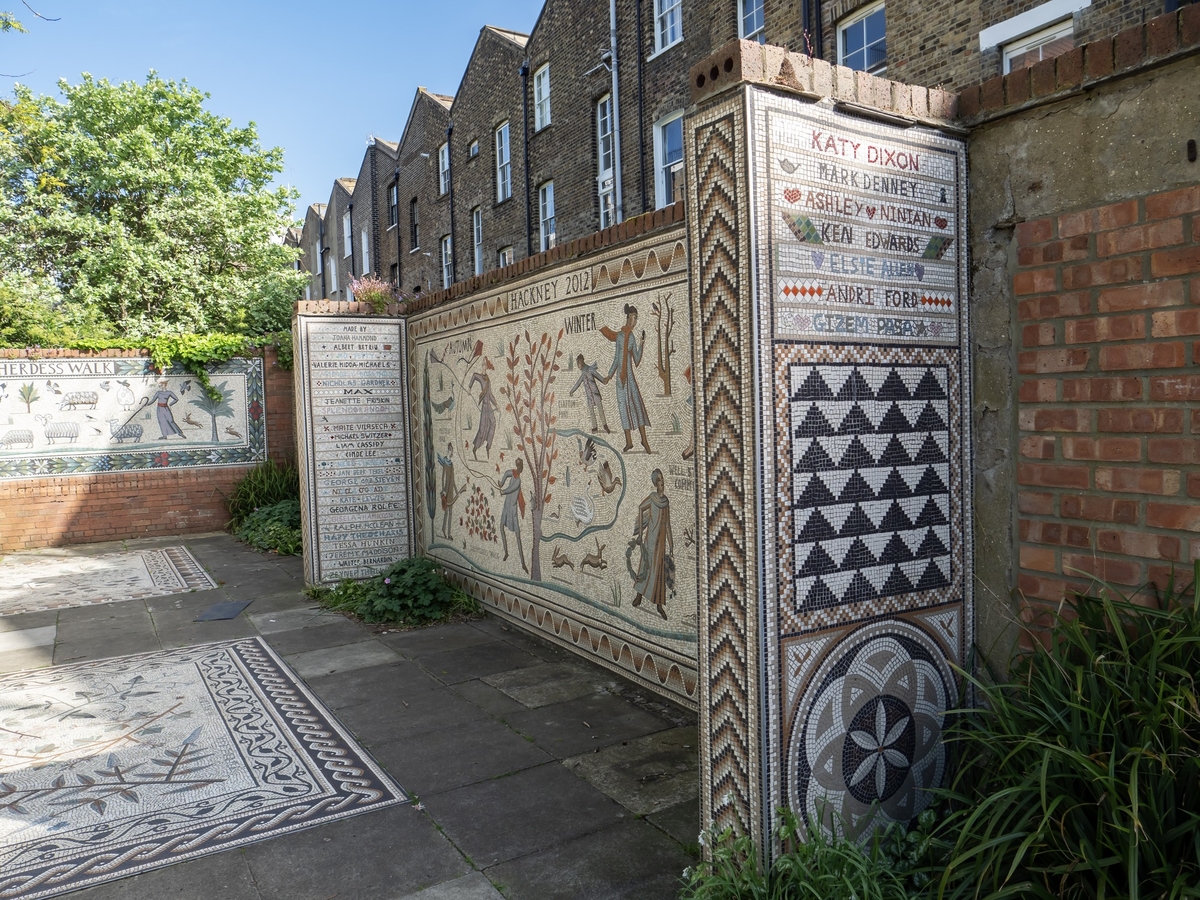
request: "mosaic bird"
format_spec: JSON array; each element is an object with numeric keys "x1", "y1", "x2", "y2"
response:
[
  {"x1": 224, "y1": 425, "x2": 243, "y2": 439},
  {"x1": 597, "y1": 460, "x2": 621, "y2": 495},
  {"x1": 0, "y1": 383, "x2": 7, "y2": 402},
  {"x1": 45, "y1": 380, "x2": 62, "y2": 395},
  {"x1": 98, "y1": 381, "x2": 111, "y2": 391},
  {"x1": 179, "y1": 380, "x2": 192, "y2": 394},
  {"x1": 570, "y1": 494, "x2": 594, "y2": 527},
  {"x1": 576, "y1": 436, "x2": 597, "y2": 470}
]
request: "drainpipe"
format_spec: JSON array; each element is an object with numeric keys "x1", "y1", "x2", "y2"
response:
[
  {"x1": 318, "y1": 219, "x2": 327, "y2": 299},
  {"x1": 609, "y1": 0, "x2": 624, "y2": 224},
  {"x1": 635, "y1": 0, "x2": 648, "y2": 213},
  {"x1": 348, "y1": 202, "x2": 357, "y2": 297},
  {"x1": 814, "y1": 0, "x2": 824, "y2": 61},
  {"x1": 519, "y1": 59, "x2": 533, "y2": 258},
  {"x1": 394, "y1": 168, "x2": 402, "y2": 292},
  {"x1": 446, "y1": 120, "x2": 457, "y2": 284}
]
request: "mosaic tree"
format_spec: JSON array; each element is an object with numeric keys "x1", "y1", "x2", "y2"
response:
[
  {"x1": 501, "y1": 328, "x2": 564, "y2": 581},
  {"x1": 187, "y1": 380, "x2": 234, "y2": 442},
  {"x1": 651, "y1": 293, "x2": 675, "y2": 396}
]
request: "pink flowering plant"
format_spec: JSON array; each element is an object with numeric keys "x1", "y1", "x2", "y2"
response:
[{"x1": 349, "y1": 275, "x2": 397, "y2": 314}]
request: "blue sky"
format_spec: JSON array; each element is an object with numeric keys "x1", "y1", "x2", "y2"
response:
[{"x1": 2, "y1": 0, "x2": 546, "y2": 217}]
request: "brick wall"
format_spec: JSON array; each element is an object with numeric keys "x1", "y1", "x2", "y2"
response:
[
  {"x1": 0, "y1": 346, "x2": 296, "y2": 552},
  {"x1": 398, "y1": 89, "x2": 453, "y2": 298},
  {"x1": 1015, "y1": 185, "x2": 1200, "y2": 603}
]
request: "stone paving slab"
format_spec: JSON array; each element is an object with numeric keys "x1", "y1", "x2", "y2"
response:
[
  {"x1": 486, "y1": 818, "x2": 692, "y2": 900},
  {"x1": 285, "y1": 639, "x2": 401, "y2": 678},
  {"x1": 428, "y1": 763, "x2": 630, "y2": 867},
  {"x1": 0, "y1": 624, "x2": 55, "y2": 652},
  {"x1": 0, "y1": 532, "x2": 701, "y2": 899},
  {"x1": 242, "y1": 804, "x2": 469, "y2": 900},
  {"x1": 399, "y1": 872, "x2": 506, "y2": 900},
  {"x1": 503, "y1": 690, "x2": 671, "y2": 758},
  {"x1": 372, "y1": 717, "x2": 554, "y2": 796},
  {"x1": 564, "y1": 726, "x2": 700, "y2": 816},
  {"x1": 484, "y1": 660, "x2": 619, "y2": 708}
]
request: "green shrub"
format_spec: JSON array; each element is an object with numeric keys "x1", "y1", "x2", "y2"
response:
[
  {"x1": 233, "y1": 498, "x2": 301, "y2": 555},
  {"x1": 680, "y1": 808, "x2": 939, "y2": 900},
  {"x1": 226, "y1": 460, "x2": 300, "y2": 527},
  {"x1": 310, "y1": 557, "x2": 479, "y2": 627},
  {"x1": 937, "y1": 564, "x2": 1200, "y2": 900}
]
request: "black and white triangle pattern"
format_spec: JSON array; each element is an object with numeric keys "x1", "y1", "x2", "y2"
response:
[{"x1": 789, "y1": 363, "x2": 952, "y2": 610}]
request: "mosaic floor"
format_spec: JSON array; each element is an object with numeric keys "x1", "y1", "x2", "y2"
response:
[
  {"x1": 0, "y1": 638, "x2": 407, "y2": 899},
  {"x1": 0, "y1": 547, "x2": 217, "y2": 616}
]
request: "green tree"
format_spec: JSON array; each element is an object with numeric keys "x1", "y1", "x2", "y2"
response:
[
  {"x1": 188, "y1": 380, "x2": 235, "y2": 442},
  {"x1": 0, "y1": 73, "x2": 306, "y2": 339}
]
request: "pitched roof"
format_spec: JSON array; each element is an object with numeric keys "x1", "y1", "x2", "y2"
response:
[
  {"x1": 336, "y1": 177, "x2": 357, "y2": 193},
  {"x1": 484, "y1": 24, "x2": 529, "y2": 47},
  {"x1": 429, "y1": 93, "x2": 454, "y2": 110}
]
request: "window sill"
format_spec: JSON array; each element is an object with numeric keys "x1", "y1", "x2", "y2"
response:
[
  {"x1": 533, "y1": 122, "x2": 553, "y2": 135},
  {"x1": 409, "y1": 247, "x2": 422, "y2": 255},
  {"x1": 386, "y1": 224, "x2": 397, "y2": 231},
  {"x1": 494, "y1": 196, "x2": 513, "y2": 210},
  {"x1": 646, "y1": 38, "x2": 683, "y2": 64}
]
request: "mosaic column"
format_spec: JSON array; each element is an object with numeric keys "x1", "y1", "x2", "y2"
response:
[{"x1": 688, "y1": 75, "x2": 971, "y2": 848}]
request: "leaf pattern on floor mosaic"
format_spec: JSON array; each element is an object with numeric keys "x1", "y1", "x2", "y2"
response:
[{"x1": 0, "y1": 638, "x2": 405, "y2": 899}]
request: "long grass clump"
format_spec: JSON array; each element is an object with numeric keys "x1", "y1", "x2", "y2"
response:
[{"x1": 937, "y1": 564, "x2": 1200, "y2": 900}]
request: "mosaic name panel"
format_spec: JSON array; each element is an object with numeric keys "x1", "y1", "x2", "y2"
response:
[
  {"x1": 747, "y1": 91, "x2": 972, "y2": 841},
  {"x1": 0, "y1": 357, "x2": 265, "y2": 479},
  {"x1": 294, "y1": 316, "x2": 412, "y2": 584},
  {"x1": 408, "y1": 228, "x2": 699, "y2": 704}
]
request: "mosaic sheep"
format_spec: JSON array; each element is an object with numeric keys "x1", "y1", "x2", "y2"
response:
[
  {"x1": 107, "y1": 419, "x2": 143, "y2": 444},
  {"x1": 58, "y1": 391, "x2": 99, "y2": 411},
  {"x1": 43, "y1": 421, "x2": 81, "y2": 444},
  {"x1": 1, "y1": 429, "x2": 34, "y2": 450}
]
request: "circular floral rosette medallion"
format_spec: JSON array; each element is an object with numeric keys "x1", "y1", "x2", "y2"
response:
[{"x1": 788, "y1": 619, "x2": 955, "y2": 841}]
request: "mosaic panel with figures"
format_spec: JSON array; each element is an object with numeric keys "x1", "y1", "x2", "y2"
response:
[{"x1": 407, "y1": 229, "x2": 700, "y2": 705}]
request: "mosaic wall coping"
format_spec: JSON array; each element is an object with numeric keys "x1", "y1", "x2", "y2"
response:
[
  {"x1": 957, "y1": 5, "x2": 1200, "y2": 126},
  {"x1": 293, "y1": 300, "x2": 406, "y2": 318},
  {"x1": 404, "y1": 201, "x2": 686, "y2": 317},
  {"x1": 688, "y1": 40, "x2": 961, "y2": 130}
]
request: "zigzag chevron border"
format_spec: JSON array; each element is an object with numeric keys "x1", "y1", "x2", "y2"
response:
[{"x1": 688, "y1": 96, "x2": 762, "y2": 846}]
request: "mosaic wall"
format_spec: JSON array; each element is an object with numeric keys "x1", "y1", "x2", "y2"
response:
[
  {"x1": 407, "y1": 228, "x2": 699, "y2": 704},
  {"x1": 294, "y1": 316, "x2": 412, "y2": 584},
  {"x1": 0, "y1": 357, "x2": 265, "y2": 479},
  {"x1": 687, "y1": 86, "x2": 971, "y2": 846},
  {"x1": 754, "y1": 92, "x2": 972, "y2": 842}
]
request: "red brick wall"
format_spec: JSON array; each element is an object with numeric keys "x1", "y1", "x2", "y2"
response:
[
  {"x1": 0, "y1": 346, "x2": 296, "y2": 552},
  {"x1": 1015, "y1": 184, "x2": 1200, "y2": 603}
]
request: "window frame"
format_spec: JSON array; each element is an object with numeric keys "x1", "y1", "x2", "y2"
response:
[
  {"x1": 329, "y1": 253, "x2": 338, "y2": 293},
  {"x1": 653, "y1": 0, "x2": 683, "y2": 54},
  {"x1": 409, "y1": 198, "x2": 420, "y2": 250},
  {"x1": 360, "y1": 228, "x2": 370, "y2": 275},
  {"x1": 438, "y1": 142, "x2": 451, "y2": 195},
  {"x1": 440, "y1": 234, "x2": 453, "y2": 289},
  {"x1": 652, "y1": 112, "x2": 685, "y2": 210},
  {"x1": 596, "y1": 94, "x2": 616, "y2": 229},
  {"x1": 472, "y1": 206, "x2": 484, "y2": 276},
  {"x1": 387, "y1": 183, "x2": 398, "y2": 228},
  {"x1": 495, "y1": 122, "x2": 512, "y2": 203},
  {"x1": 1002, "y1": 18, "x2": 1074, "y2": 73},
  {"x1": 538, "y1": 181, "x2": 556, "y2": 253},
  {"x1": 837, "y1": 1, "x2": 887, "y2": 76},
  {"x1": 468, "y1": 139, "x2": 479, "y2": 158},
  {"x1": 342, "y1": 211, "x2": 352, "y2": 258},
  {"x1": 739, "y1": 0, "x2": 765, "y2": 42},
  {"x1": 497, "y1": 246, "x2": 514, "y2": 268},
  {"x1": 534, "y1": 64, "x2": 551, "y2": 131}
]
